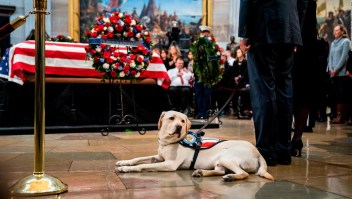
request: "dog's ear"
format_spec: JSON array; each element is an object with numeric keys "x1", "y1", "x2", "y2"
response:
[
  {"x1": 185, "y1": 116, "x2": 192, "y2": 132},
  {"x1": 158, "y1": 111, "x2": 166, "y2": 130}
]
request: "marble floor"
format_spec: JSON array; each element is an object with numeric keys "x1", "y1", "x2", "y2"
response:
[{"x1": 0, "y1": 116, "x2": 351, "y2": 199}]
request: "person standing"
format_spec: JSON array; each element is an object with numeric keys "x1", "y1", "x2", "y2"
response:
[
  {"x1": 238, "y1": 0, "x2": 307, "y2": 165},
  {"x1": 291, "y1": 0, "x2": 319, "y2": 157},
  {"x1": 327, "y1": 24, "x2": 351, "y2": 124}
]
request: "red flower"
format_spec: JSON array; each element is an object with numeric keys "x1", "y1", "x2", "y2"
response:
[
  {"x1": 215, "y1": 44, "x2": 220, "y2": 50},
  {"x1": 91, "y1": 32, "x2": 97, "y2": 38},
  {"x1": 100, "y1": 43, "x2": 107, "y2": 49},
  {"x1": 211, "y1": 37, "x2": 216, "y2": 42},
  {"x1": 142, "y1": 49, "x2": 149, "y2": 55},
  {"x1": 94, "y1": 57, "x2": 100, "y2": 63},
  {"x1": 135, "y1": 25, "x2": 143, "y2": 31},
  {"x1": 129, "y1": 54, "x2": 136, "y2": 60},
  {"x1": 109, "y1": 16, "x2": 118, "y2": 24},
  {"x1": 105, "y1": 22, "x2": 110, "y2": 27},
  {"x1": 85, "y1": 45, "x2": 91, "y2": 52},
  {"x1": 113, "y1": 51, "x2": 120, "y2": 57},
  {"x1": 145, "y1": 37, "x2": 151, "y2": 43},
  {"x1": 116, "y1": 24, "x2": 123, "y2": 32},
  {"x1": 103, "y1": 51, "x2": 110, "y2": 59},
  {"x1": 130, "y1": 70, "x2": 137, "y2": 76},
  {"x1": 114, "y1": 63, "x2": 120, "y2": 68},
  {"x1": 107, "y1": 58, "x2": 114, "y2": 64},
  {"x1": 98, "y1": 24, "x2": 105, "y2": 31},
  {"x1": 137, "y1": 57, "x2": 144, "y2": 63},
  {"x1": 137, "y1": 45, "x2": 144, "y2": 52},
  {"x1": 110, "y1": 70, "x2": 117, "y2": 78},
  {"x1": 90, "y1": 49, "x2": 96, "y2": 55},
  {"x1": 107, "y1": 32, "x2": 114, "y2": 38},
  {"x1": 85, "y1": 30, "x2": 91, "y2": 37},
  {"x1": 124, "y1": 17, "x2": 132, "y2": 24},
  {"x1": 120, "y1": 56, "x2": 127, "y2": 63},
  {"x1": 101, "y1": 34, "x2": 107, "y2": 39},
  {"x1": 123, "y1": 65, "x2": 130, "y2": 73},
  {"x1": 127, "y1": 31, "x2": 134, "y2": 38}
]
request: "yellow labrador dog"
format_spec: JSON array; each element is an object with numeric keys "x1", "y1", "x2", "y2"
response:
[{"x1": 116, "y1": 111, "x2": 274, "y2": 181}]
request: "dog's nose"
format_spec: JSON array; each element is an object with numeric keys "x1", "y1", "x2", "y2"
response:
[{"x1": 176, "y1": 124, "x2": 182, "y2": 132}]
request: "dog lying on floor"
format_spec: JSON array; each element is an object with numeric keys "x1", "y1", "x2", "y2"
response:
[{"x1": 115, "y1": 111, "x2": 274, "y2": 181}]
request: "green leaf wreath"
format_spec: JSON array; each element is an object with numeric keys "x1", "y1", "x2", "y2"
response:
[{"x1": 190, "y1": 35, "x2": 224, "y2": 87}]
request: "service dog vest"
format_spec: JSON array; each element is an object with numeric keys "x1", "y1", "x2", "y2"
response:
[{"x1": 179, "y1": 131, "x2": 226, "y2": 169}]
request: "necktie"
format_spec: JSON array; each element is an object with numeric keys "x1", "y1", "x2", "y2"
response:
[{"x1": 179, "y1": 69, "x2": 184, "y2": 85}]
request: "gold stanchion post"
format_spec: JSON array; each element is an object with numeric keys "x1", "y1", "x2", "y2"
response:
[{"x1": 9, "y1": 0, "x2": 68, "y2": 196}]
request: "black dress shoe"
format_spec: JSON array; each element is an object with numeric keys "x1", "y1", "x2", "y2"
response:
[
  {"x1": 277, "y1": 150, "x2": 291, "y2": 165},
  {"x1": 303, "y1": 126, "x2": 313, "y2": 133},
  {"x1": 291, "y1": 139, "x2": 303, "y2": 157},
  {"x1": 264, "y1": 156, "x2": 277, "y2": 166},
  {"x1": 260, "y1": 151, "x2": 277, "y2": 166}
]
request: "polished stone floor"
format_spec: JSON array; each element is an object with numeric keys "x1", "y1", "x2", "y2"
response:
[{"x1": 0, "y1": 116, "x2": 351, "y2": 199}]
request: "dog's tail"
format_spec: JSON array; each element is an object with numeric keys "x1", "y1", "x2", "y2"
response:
[{"x1": 256, "y1": 156, "x2": 274, "y2": 181}]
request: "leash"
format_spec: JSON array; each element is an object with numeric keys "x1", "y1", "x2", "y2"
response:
[{"x1": 189, "y1": 66, "x2": 249, "y2": 169}]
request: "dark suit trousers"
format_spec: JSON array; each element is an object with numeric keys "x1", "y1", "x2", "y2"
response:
[{"x1": 247, "y1": 45, "x2": 294, "y2": 156}]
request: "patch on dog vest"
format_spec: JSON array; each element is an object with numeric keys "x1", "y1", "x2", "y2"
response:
[{"x1": 179, "y1": 131, "x2": 224, "y2": 150}]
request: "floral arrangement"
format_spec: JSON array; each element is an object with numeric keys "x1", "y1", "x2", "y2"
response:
[
  {"x1": 190, "y1": 35, "x2": 223, "y2": 87},
  {"x1": 48, "y1": 34, "x2": 75, "y2": 43},
  {"x1": 85, "y1": 12, "x2": 153, "y2": 81}
]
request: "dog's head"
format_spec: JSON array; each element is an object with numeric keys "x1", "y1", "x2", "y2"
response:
[{"x1": 157, "y1": 111, "x2": 192, "y2": 145}]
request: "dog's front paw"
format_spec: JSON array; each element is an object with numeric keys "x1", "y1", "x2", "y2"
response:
[
  {"x1": 116, "y1": 166, "x2": 141, "y2": 173},
  {"x1": 116, "y1": 166, "x2": 131, "y2": 173},
  {"x1": 192, "y1": 169, "x2": 203, "y2": 177},
  {"x1": 115, "y1": 160, "x2": 132, "y2": 167}
]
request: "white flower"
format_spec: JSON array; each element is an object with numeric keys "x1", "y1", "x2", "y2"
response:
[
  {"x1": 103, "y1": 27, "x2": 107, "y2": 31},
  {"x1": 103, "y1": 63, "x2": 110, "y2": 69},
  {"x1": 217, "y1": 51, "x2": 220, "y2": 56},
  {"x1": 135, "y1": 72, "x2": 140, "y2": 78},
  {"x1": 110, "y1": 56, "x2": 117, "y2": 61},
  {"x1": 144, "y1": 32, "x2": 148, "y2": 36},
  {"x1": 119, "y1": 71, "x2": 125, "y2": 77},
  {"x1": 119, "y1": 21, "x2": 125, "y2": 26},
  {"x1": 96, "y1": 47, "x2": 102, "y2": 53},
  {"x1": 130, "y1": 61, "x2": 136, "y2": 68},
  {"x1": 103, "y1": 17, "x2": 110, "y2": 23},
  {"x1": 119, "y1": 13, "x2": 123, "y2": 18},
  {"x1": 136, "y1": 33, "x2": 141, "y2": 38},
  {"x1": 107, "y1": 26, "x2": 114, "y2": 32},
  {"x1": 138, "y1": 55, "x2": 144, "y2": 60},
  {"x1": 131, "y1": 20, "x2": 136, "y2": 26},
  {"x1": 123, "y1": 32, "x2": 128, "y2": 37},
  {"x1": 130, "y1": 27, "x2": 134, "y2": 31}
]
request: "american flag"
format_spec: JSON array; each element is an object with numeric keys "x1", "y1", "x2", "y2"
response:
[
  {"x1": 4, "y1": 40, "x2": 170, "y2": 88},
  {"x1": 0, "y1": 48, "x2": 10, "y2": 80}
]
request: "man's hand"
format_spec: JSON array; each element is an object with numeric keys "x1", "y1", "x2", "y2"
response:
[{"x1": 240, "y1": 39, "x2": 250, "y2": 52}]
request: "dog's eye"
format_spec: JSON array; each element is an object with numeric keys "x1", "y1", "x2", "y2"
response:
[
  {"x1": 181, "y1": 120, "x2": 185, "y2": 123},
  {"x1": 169, "y1": 117, "x2": 175, "y2": 120}
]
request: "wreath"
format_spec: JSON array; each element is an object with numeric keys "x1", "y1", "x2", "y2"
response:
[
  {"x1": 84, "y1": 12, "x2": 153, "y2": 81},
  {"x1": 48, "y1": 34, "x2": 76, "y2": 43},
  {"x1": 190, "y1": 35, "x2": 223, "y2": 87}
]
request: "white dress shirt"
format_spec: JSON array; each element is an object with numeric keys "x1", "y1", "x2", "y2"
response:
[{"x1": 168, "y1": 67, "x2": 193, "y2": 87}]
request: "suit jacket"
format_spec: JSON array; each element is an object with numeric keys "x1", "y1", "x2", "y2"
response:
[{"x1": 238, "y1": 0, "x2": 307, "y2": 46}]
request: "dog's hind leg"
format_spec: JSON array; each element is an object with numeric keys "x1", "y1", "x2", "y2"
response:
[
  {"x1": 192, "y1": 161, "x2": 226, "y2": 177},
  {"x1": 219, "y1": 159, "x2": 249, "y2": 181}
]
